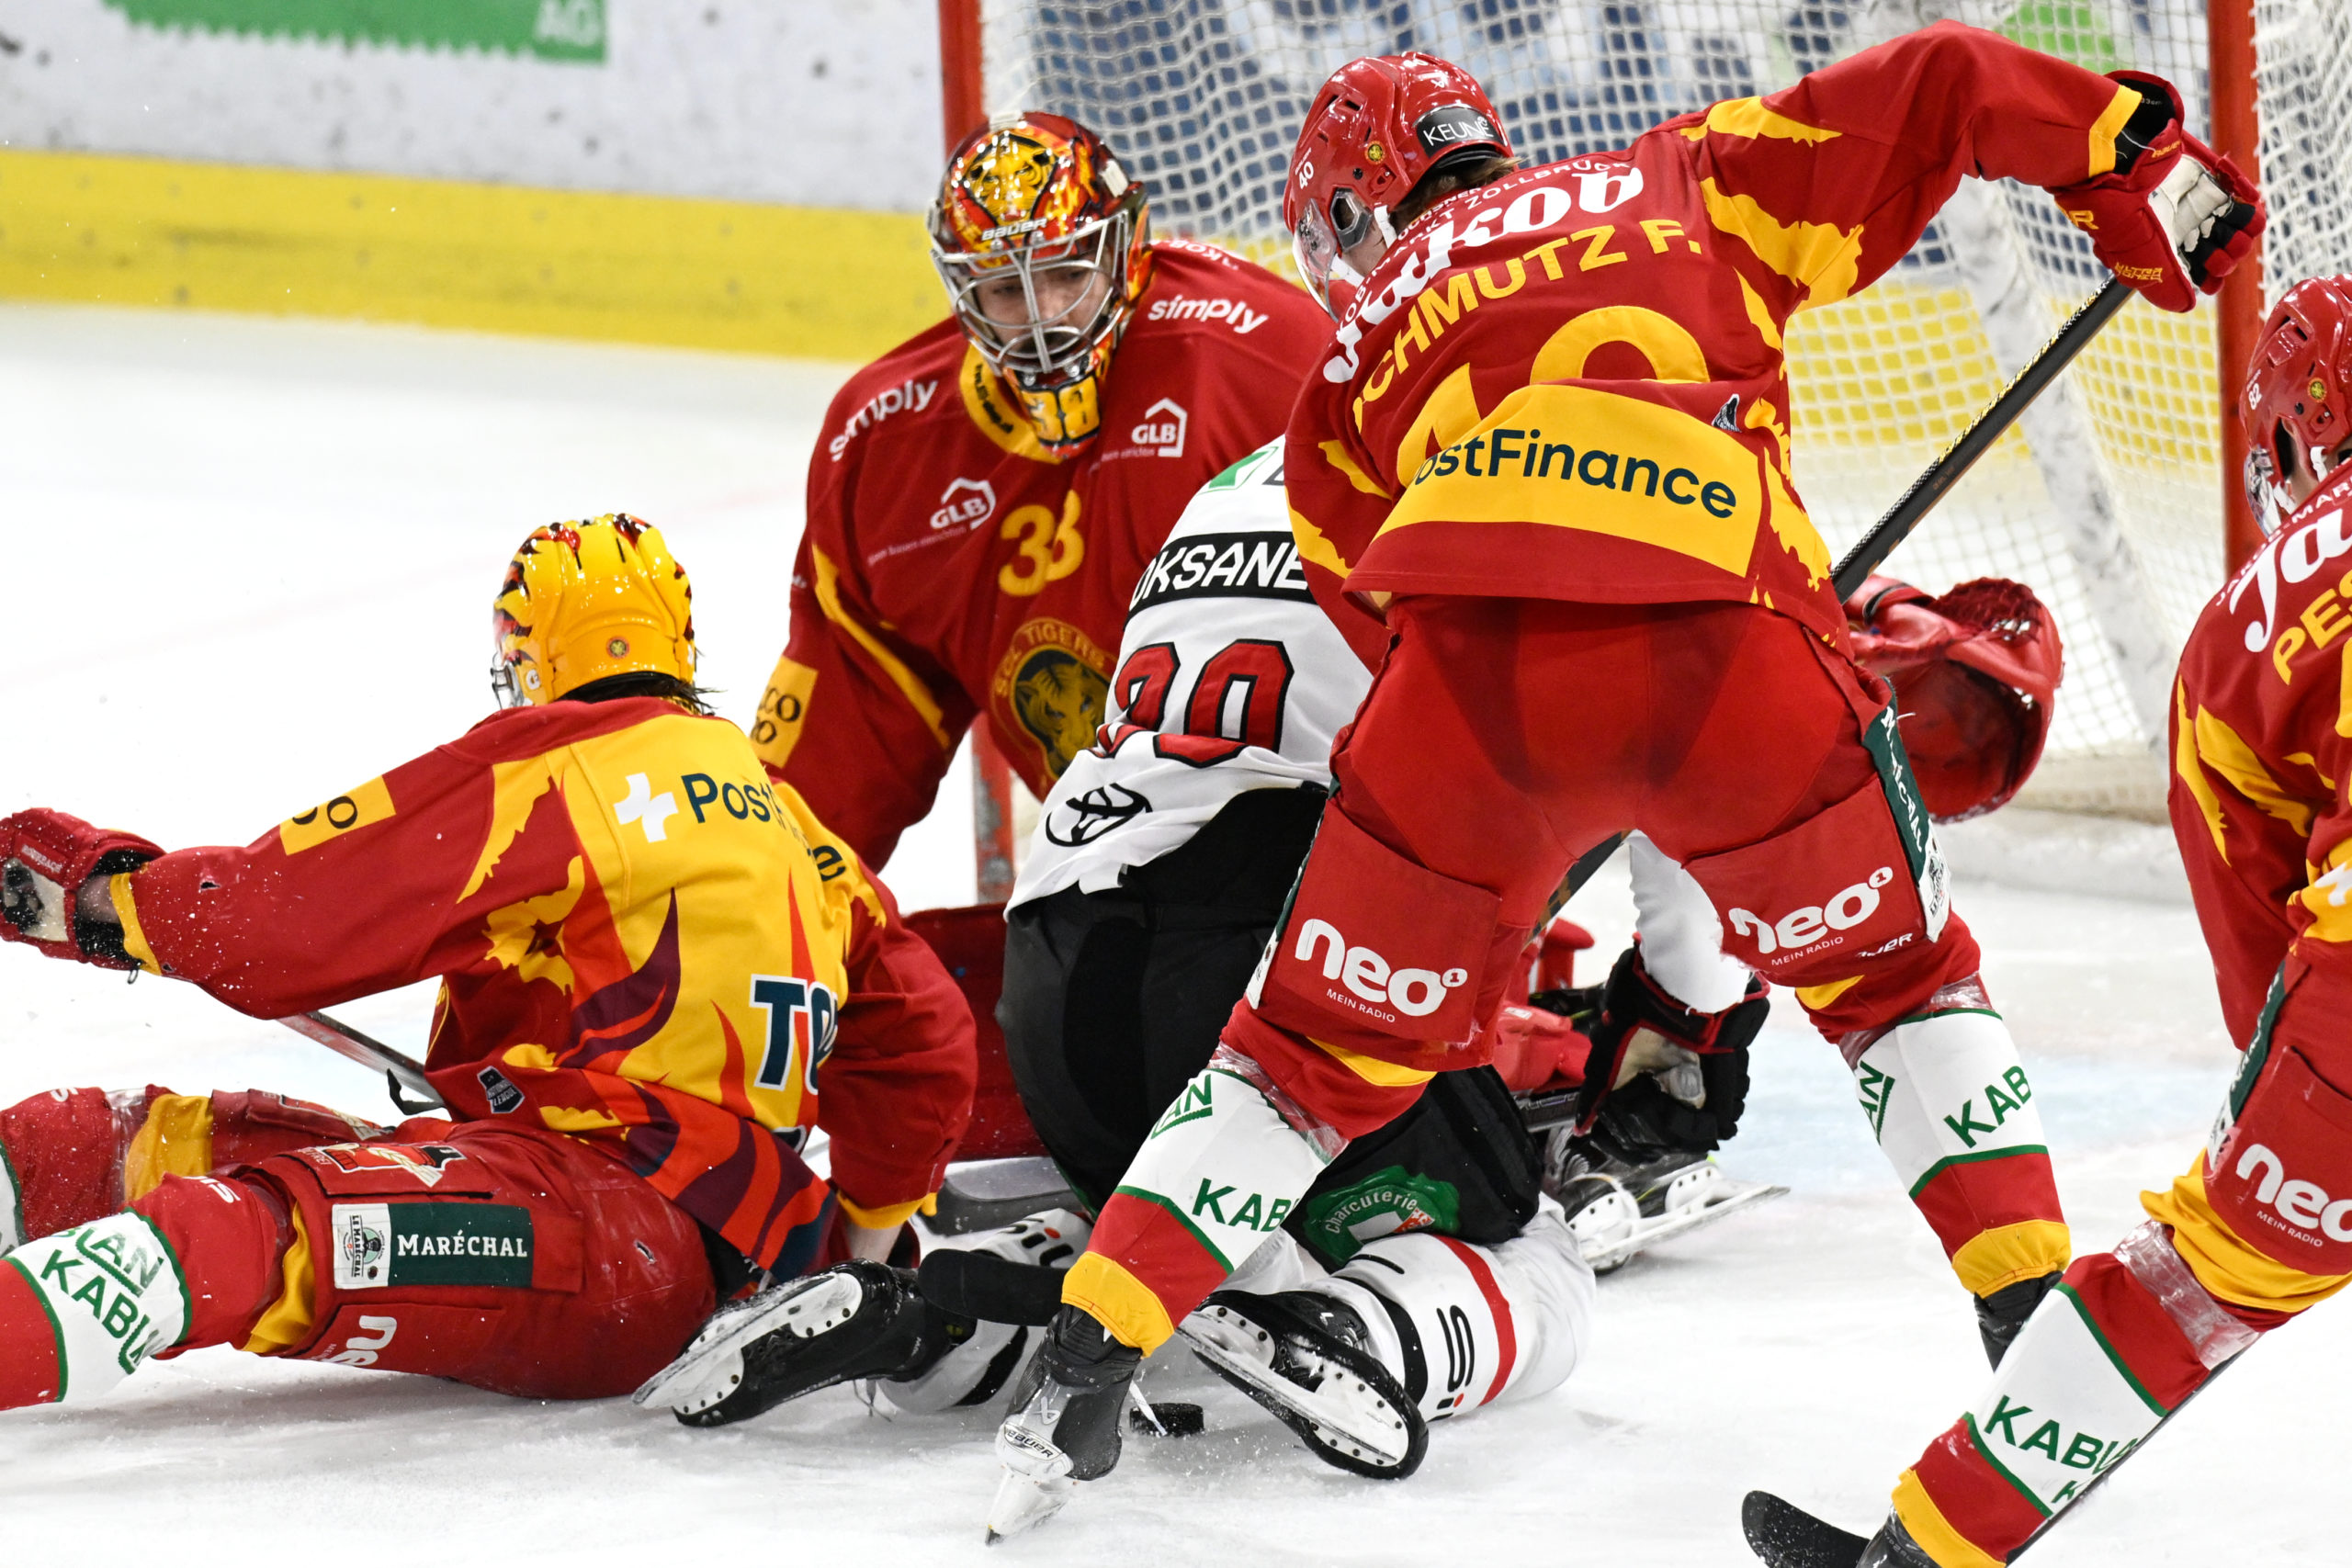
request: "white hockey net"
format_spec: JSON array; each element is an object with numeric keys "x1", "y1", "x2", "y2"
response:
[{"x1": 976, "y1": 0, "x2": 2322, "y2": 818}]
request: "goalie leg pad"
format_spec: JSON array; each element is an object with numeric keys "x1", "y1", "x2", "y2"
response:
[
  {"x1": 0, "y1": 1085, "x2": 386, "y2": 1256},
  {"x1": 1849, "y1": 998, "x2": 2070, "y2": 1296}
]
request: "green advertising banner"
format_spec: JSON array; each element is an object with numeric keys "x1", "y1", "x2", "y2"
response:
[{"x1": 102, "y1": 0, "x2": 606, "y2": 63}]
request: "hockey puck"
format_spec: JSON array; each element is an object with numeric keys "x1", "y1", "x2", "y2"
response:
[{"x1": 1130, "y1": 1401, "x2": 1205, "y2": 1438}]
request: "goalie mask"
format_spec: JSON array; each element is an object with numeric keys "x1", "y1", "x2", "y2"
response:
[
  {"x1": 931, "y1": 113, "x2": 1150, "y2": 455},
  {"x1": 2244, "y1": 275, "x2": 2352, "y2": 533},
  {"x1": 1846, "y1": 576, "x2": 2064, "y2": 823},
  {"x1": 491, "y1": 514, "x2": 697, "y2": 708},
  {"x1": 1284, "y1": 53, "x2": 1510, "y2": 318}
]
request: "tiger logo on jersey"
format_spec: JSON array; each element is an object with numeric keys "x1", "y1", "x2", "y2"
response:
[{"x1": 994, "y1": 618, "x2": 1113, "y2": 781}]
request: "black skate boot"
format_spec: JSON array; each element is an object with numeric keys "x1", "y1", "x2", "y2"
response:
[
  {"x1": 634, "y1": 1259, "x2": 967, "y2": 1427},
  {"x1": 1184, "y1": 1286, "x2": 1425, "y2": 1478},
  {"x1": 1973, "y1": 1269, "x2": 2061, "y2": 1368},
  {"x1": 986, "y1": 1307, "x2": 1140, "y2": 1540},
  {"x1": 1743, "y1": 1493, "x2": 1939, "y2": 1567},
  {"x1": 1544, "y1": 1126, "x2": 1721, "y2": 1273}
]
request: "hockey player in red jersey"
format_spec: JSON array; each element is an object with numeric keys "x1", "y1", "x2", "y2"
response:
[
  {"x1": 981, "y1": 25, "x2": 2263, "y2": 1535},
  {"x1": 1740, "y1": 276, "x2": 2352, "y2": 1568},
  {"x1": 0, "y1": 516, "x2": 975, "y2": 1409},
  {"x1": 750, "y1": 113, "x2": 1329, "y2": 868}
]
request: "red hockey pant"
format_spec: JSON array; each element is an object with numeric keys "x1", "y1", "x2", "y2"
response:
[
  {"x1": 1082, "y1": 597, "x2": 2022, "y2": 1343},
  {"x1": 1237, "y1": 594, "x2": 1982, "y2": 1079}
]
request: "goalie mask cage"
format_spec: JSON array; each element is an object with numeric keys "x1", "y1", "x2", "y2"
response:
[{"x1": 947, "y1": 0, "x2": 2352, "y2": 824}]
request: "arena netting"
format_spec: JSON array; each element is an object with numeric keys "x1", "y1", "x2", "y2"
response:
[{"x1": 978, "y1": 0, "x2": 2345, "y2": 818}]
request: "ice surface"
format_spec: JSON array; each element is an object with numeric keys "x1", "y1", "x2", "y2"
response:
[{"x1": 0, "y1": 303, "x2": 2341, "y2": 1565}]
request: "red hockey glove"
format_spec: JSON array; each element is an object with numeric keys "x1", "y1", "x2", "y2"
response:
[
  {"x1": 1846, "y1": 575, "x2": 2063, "y2": 822},
  {"x1": 0, "y1": 809, "x2": 162, "y2": 969},
  {"x1": 2051, "y1": 74, "x2": 2263, "y2": 313},
  {"x1": 1487, "y1": 1000, "x2": 1591, "y2": 1094}
]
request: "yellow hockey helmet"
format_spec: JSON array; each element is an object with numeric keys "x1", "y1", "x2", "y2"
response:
[{"x1": 490, "y1": 514, "x2": 696, "y2": 708}]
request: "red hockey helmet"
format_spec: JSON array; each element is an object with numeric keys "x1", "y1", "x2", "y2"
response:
[
  {"x1": 1846, "y1": 576, "x2": 2064, "y2": 823},
  {"x1": 1283, "y1": 53, "x2": 1510, "y2": 316},
  {"x1": 2244, "y1": 276, "x2": 2352, "y2": 529},
  {"x1": 931, "y1": 113, "x2": 1150, "y2": 453}
]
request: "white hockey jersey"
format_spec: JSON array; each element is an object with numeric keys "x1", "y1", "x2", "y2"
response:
[{"x1": 1011, "y1": 439, "x2": 1369, "y2": 907}]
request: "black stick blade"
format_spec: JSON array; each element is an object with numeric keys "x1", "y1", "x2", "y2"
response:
[{"x1": 1742, "y1": 1492, "x2": 1871, "y2": 1567}]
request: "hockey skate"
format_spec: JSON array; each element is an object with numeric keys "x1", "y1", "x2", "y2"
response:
[
  {"x1": 985, "y1": 1307, "x2": 1139, "y2": 1541},
  {"x1": 1181, "y1": 1285, "x2": 1425, "y2": 1478},
  {"x1": 1742, "y1": 1492, "x2": 1936, "y2": 1567},
  {"x1": 635, "y1": 1258, "x2": 959, "y2": 1427},
  {"x1": 1547, "y1": 1137, "x2": 1787, "y2": 1274}
]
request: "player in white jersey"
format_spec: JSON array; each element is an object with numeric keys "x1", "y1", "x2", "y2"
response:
[{"x1": 992, "y1": 437, "x2": 1779, "y2": 1474}]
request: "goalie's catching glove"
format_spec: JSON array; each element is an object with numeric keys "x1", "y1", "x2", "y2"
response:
[
  {"x1": 0, "y1": 808, "x2": 162, "y2": 969},
  {"x1": 2051, "y1": 74, "x2": 2262, "y2": 313}
]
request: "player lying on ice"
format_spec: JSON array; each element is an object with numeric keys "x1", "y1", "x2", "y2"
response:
[
  {"x1": 958, "y1": 21, "x2": 2258, "y2": 1537},
  {"x1": 631, "y1": 426, "x2": 2064, "y2": 1471},
  {"x1": 1741, "y1": 280, "x2": 2350, "y2": 1568},
  {"x1": 0, "y1": 515, "x2": 976, "y2": 1407},
  {"x1": 746, "y1": 108, "x2": 1328, "y2": 873}
]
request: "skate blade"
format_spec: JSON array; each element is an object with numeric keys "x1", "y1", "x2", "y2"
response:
[
  {"x1": 983, "y1": 1468, "x2": 1073, "y2": 1542},
  {"x1": 1580, "y1": 1179, "x2": 1789, "y2": 1272},
  {"x1": 632, "y1": 1269, "x2": 865, "y2": 1412},
  {"x1": 1179, "y1": 1314, "x2": 1412, "y2": 1463},
  {"x1": 986, "y1": 1422, "x2": 1076, "y2": 1542}
]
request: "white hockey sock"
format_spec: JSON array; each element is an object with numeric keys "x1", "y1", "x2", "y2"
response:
[
  {"x1": 5, "y1": 1212, "x2": 189, "y2": 1405},
  {"x1": 1319, "y1": 1202, "x2": 1594, "y2": 1423},
  {"x1": 1625, "y1": 832, "x2": 1753, "y2": 1012}
]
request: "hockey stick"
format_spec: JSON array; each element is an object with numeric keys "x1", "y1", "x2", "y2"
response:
[
  {"x1": 1830, "y1": 275, "x2": 2131, "y2": 601},
  {"x1": 276, "y1": 1010, "x2": 445, "y2": 1113},
  {"x1": 1558, "y1": 275, "x2": 2133, "y2": 902}
]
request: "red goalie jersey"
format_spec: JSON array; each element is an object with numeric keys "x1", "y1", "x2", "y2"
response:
[
  {"x1": 753, "y1": 243, "x2": 1329, "y2": 867},
  {"x1": 104, "y1": 696, "x2": 976, "y2": 1277},
  {"x1": 1288, "y1": 22, "x2": 2157, "y2": 667}
]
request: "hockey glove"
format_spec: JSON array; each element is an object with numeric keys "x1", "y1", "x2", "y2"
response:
[
  {"x1": 2051, "y1": 74, "x2": 2262, "y2": 313},
  {"x1": 0, "y1": 808, "x2": 162, "y2": 969},
  {"x1": 1569, "y1": 943, "x2": 1767, "y2": 1155}
]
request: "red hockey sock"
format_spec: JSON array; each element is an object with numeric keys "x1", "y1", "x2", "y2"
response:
[
  {"x1": 132, "y1": 1173, "x2": 294, "y2": 1348},
  {"x1": 0, "y1": 1260, "x2": 63, "y2": 1407}
]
